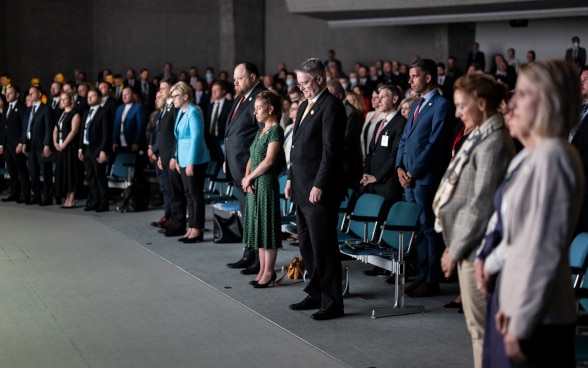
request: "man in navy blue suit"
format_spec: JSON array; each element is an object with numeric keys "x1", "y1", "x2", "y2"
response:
[{"x1": 396, "y1": 59, "x2": 454, "y2": 297}]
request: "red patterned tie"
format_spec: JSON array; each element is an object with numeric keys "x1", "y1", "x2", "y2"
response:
[
  {"x1": 230, "y1": 95, "x2": 245, "y2": 122},
  {"x1": 412, "y1": 97, "x2": 425, "y2": 124},
  {"x1": 373, "y1": 118, "x2": 387, "y2": 143}
]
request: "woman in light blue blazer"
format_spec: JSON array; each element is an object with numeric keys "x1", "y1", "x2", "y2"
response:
[{"x1": 169, "y1": 82, "x2": 210, "y2": 243}]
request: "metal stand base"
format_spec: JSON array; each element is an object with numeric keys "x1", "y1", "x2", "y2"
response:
[{"x1": 371, "y1": 305, "x2": 425, "y2": 318}]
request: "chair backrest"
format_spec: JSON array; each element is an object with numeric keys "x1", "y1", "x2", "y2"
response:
[
  {"x1": 570, "y1": 232, "x2": 588, "y2": 288},
  {"x1": 380, "y1": 201, "x2": 423, "y2": 252},
  {"x1": 347, "y1": 193, "x2": 385, "y2": 240},
  {"x1": 110, "y1": 153, "x2": 136, "y2": 179}
]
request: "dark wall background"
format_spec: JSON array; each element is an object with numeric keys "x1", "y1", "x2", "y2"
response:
[{"x1": 0, "y1": 0, "x2": 265, "y2": 91}]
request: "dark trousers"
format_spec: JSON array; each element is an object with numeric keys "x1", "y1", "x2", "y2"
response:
[
  {"x1": 296, "y1": 202, "x2": 343, "y2": 312},
  {"x1": 82, "y1": 148, "x2": 109, "y2": 210},
  {"x1": 28, "y1": 150, "x2": 53, "y2": 202},
  {"x1": 4, "y1": 145, "x2": 30, "y2": 199},
  {"x1": 180, "y1": 163, "x2": 207, "y2": 229},
  {"x1": 510, "y1": 324, "x2": 575, "y2": 368},
  {"x1": 155, "y1": 162, "x2": 171, "y2": 219},
  {"x1": 163, "y1": 161, "x2": 186, "y2": 232},
  {"x1": 405, "y1": 184, "x2": 444, "y2": 283}
]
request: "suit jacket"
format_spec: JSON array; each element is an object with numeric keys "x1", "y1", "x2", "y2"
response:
[
  {"x1": 224, "y1": 82, "x2": 266, "y2": 183},
  {"x1": 499, "y1": 138, "x2": 583, "y2": 339},
  {"x1": 174, "y1": 103, "x2": 210, "y2": 167},
  {"x1": 158, "y1": 102, "x2": 178, "y2": 164},
  {"x1": 565, "y1": 47, "x2": 587, "y2": 66},
  {"x1": 571, "y1": 111, "x2": 588, "y2": 233},
  {"x1": 342, "y1": 100, "x2": 363, "y2": 187},
  {"x1": 288, "y1": 89, "x2": 346, "y2": 206},
  {"x1": 74, "y1": 96, "x2": 89, "y2": 116},
  {"x1": 395, "y1": 90, "x2": 454, "y2": 186},
  {"x1": 101, "y1": 97, "x2": 118, "y2": 125},
  {"x1": 363, "y1": 112, "x2": 407, "y2": 200},
  {"x1": 467, "y1": 50, "x2": 486, "y2": 71},
  {"x1": 437, "y1": 115, "x2": 515, "y2": 262},
  {"x1": 437, "y1": 75, "x2": 455, "y2": 102},
  {"x1": 0, "y1": 101, "x2": 25, "y2": 149},
  {"x1": 205, "y1": 98, "x2": 231, "y2": 139},
  {"x1": 149, "y1": 110, "x2": 162, "y2": 155},
  {"x1": 124, "y1": 78, "x2": 141, "y2": 94},
  {"x1": 139, "y1": 80, "x2": 156, "y2": 112},
  {"x1": 112, "y1": 102, "x2": 146, "y2": 148},
  {"x1": 22, "y1": 103, "x2": 54, "y2": 151},
  {"x1": 79, "y1": 105, "x2": 111, "y2": 157}
]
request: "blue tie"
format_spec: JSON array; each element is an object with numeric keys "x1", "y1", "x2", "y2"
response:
[
  {"x1": 26, "y1": 105, "x2": 37, "y2": 137},
  {"x1": 85, "y1": 108, "x2": 95, "y2": 142}
]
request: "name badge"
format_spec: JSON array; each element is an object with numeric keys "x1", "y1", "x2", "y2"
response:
[{"x1": 381, "y1": 135, "x2": 389, "y2": 147}]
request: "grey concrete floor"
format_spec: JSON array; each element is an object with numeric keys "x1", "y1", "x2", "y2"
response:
[{"x1": 0, "y1": 199, "x2": 472, "y2": 368}]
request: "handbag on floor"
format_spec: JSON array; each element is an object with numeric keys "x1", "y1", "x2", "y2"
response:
[{"x1": 213, "y1": 211, "x2": 243, "y2": 243}]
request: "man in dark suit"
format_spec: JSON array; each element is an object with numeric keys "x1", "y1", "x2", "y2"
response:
[
  {"x1": 205, "y1": 81, "x2": 231, "y2": 163},
  {"x1": 327, "y1": 79, "x2": 363, "y2": 190},
  {"x1": 224, "y1": 62, "x2": 266, "y2": 273},
  {"x1": 78, "y1": 89, "x2": 111, "y2": 212},
  {"x1": 139, "y1": 69, "x2": 156, "y2": 113},
  {"x1": 361, "y1": 85, "x2": 406, "y2": 210},
  {"x1": 285, "y1": 58, "x2": 347, "y2": 320},
  {"x1": 0, "y1": 86, "x2": 30, "y2": 202},
  {"x1": 98, "y1": 81, "x2": 117, "y2": 124},
  {"x1": 466, "y1": 42, "x2": 486, "y2": 71},
  {"x1": 124, "y1": 68, "x2": 140, "y2": 94},
  {"x1": 396, "y1": 59, "x2": 454, "y2": 297},
  {"x1": 565, "y1": 36, "x2": 587, "y2": 70},
  {"x1": 49, "y1": 81, "x2": 63, "y2": 121},
  {"x1": 570, "y1": 66, "x2": 588, "y2": 235},
  {"x1": 112, "y1": 87, "x2": 146, "y2": 154},
  {"x1": 22, "y1": 86, "x2": 55, "y2": 205},
  {"x1": 436, "y1": 62, "x2": 455, "y2": 103}
]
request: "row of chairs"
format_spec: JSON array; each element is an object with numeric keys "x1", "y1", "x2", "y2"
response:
[{"x1": 569, "y1": 232, "x2": 588, "y2": 363}]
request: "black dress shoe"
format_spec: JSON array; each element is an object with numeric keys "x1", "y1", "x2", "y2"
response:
[
  {"x1": 84, "y1": 206, "x2": 98, "y2": 211},
  {"x1": 2, "y1": 195, "x2": 18, "y2": 202},
  {"x1": 39, "y1": 200, "x2": 53, "y2": 206},
  {"x1": 289, "y1": 296, "x2": 320, "y2": 310},
  {"x1": 241, "y1": 263, "x2": 260, "y2": 275},
  {"x1": 95, "y1": 207, "x2": 109, "y2": 213},
  {"x1": 26, "y1": 198, "x2": 41, "y2": 205},
  {"x1": 310, "y1": 309, "x2": 344, "y2": 321},
  {"x1": 227, "y1": 258, "x2": 253, "y2": 269}
]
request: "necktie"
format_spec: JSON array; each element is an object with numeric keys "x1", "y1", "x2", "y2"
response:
[
  {"x1": 373, "y1": 118, "x2": 388, "y2": 144},
  {"x1": 5, "y1": 104, "x2": 12, "y2": 119},
  {"x1": 85, "y1": 108, "x2": 95, "y2": 142},
  {"x1": 26, "y1": 105, "x2": 37, "y2": 137},
  {"x1": 412, "y1": 97, "x2": 425, "y2": 124},
  {"x1": 568, "y1": 103, "x2": 588, "y2": 142},
  {"x1": 210, "y1": 102, "x2": 220, "y2": 136},
  {"x1": 230, "y1": 95, "x2": 245, "y2": 122},
  {"x1": 301, "y1": 100, "x2": 315, "y2": 122},
  {"x1": 52, "y1": 99, "x2": 58, "y2": 109}
]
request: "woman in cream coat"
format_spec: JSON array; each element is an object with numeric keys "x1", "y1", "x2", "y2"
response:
[
  {"x1": 169, "y1": 81, "x2": 210, "y2": 243},
  {"x1": 434, "y1": 73, "x2": 515, "y2": 368}
]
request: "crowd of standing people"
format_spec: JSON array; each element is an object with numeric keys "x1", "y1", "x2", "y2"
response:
[{"x1": 1, "y1": 37, "x2": 588, "y2": 366}]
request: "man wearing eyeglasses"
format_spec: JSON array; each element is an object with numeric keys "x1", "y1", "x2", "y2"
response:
[{"x1": 285, "y1": 58, "x2": 347, "y2": 320}]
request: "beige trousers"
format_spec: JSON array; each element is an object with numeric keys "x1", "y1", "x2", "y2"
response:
[{"x1": 458, "y1": 259, "x2": 487, "y2": 368}]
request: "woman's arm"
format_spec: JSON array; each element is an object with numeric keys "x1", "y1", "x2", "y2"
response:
[{"x1": 62, "y1": 113, "x2": 81, "y2": 148}]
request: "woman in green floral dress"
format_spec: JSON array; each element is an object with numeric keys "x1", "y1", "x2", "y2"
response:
[{"x1": 241, "y1": 91, "x2": 284, "y2": 288}]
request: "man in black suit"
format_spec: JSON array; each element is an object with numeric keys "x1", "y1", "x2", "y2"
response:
[
  {"x1": 205, "y1": 81, "x2": 231, "y2": 163},
  {"x1": 327, "y1": 80, "x2": 362, "y2": 190},
  {"x1": 22, "y1": 86, "x2": 54, "y2": 205},
  {"x1": 98, "y1": 81, "x2": 117, "y2": 124},
  {"x1": 467, "y1": 42, "x2": 486, "y2": 71},
  {"x1": 0, "y1": 86, "x2": 30, "y2": 202},
  {"x1": 49, "y1": 81, "x2": 63, "y2": 121},
  {"x1": 285, "y1": 58, "x2": 347, "y2": 320},
  {"x1": 436, "y1": 62, "x2": 455, "y2": 103},
  {"x1": 570, "y1": 66, "x2": 588, "y2": 235},
  {"x1": 224, "y1": 62, "x2": 266, "y2": 273},
  {"x1": 124, "y1": 68, "x2": 140, "y2": 94},
  {"x1": 360, "y1": 85, "x2": 407, "y2": 210},
  {"x1": 156, "y1": 78, "x2": 187, "y2": 237},
  {"x1": 139, "y1": 69, "x2": 156, "y2": 113},
  {"x1": 566, "y1": 36, "x2": 587, "y2": 70},
  {"x1": 78, "y1": 89, "x2": 111, "y2": 212}
]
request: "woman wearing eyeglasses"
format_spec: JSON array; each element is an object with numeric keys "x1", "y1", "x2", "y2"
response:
[{"x1": 169, "y1": 81, "x2": 210, "y2": 243}]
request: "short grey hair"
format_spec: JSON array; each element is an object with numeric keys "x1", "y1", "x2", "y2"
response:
[{"x1": 295, "y1": 58, "x2": 326, "y2": 80}]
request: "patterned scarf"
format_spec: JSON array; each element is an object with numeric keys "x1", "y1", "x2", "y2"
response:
[{"x1": 433, "y1": 114, "x2": 505, "y2": 233}]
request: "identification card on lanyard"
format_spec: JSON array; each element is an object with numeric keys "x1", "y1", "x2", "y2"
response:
[{"x1": 381, "y1": 134, "x2": 389, "y2": 147}]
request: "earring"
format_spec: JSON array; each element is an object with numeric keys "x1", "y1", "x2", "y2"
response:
[{"x1": 269, "y1": 111, "x2": 272, "y2": 115}]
